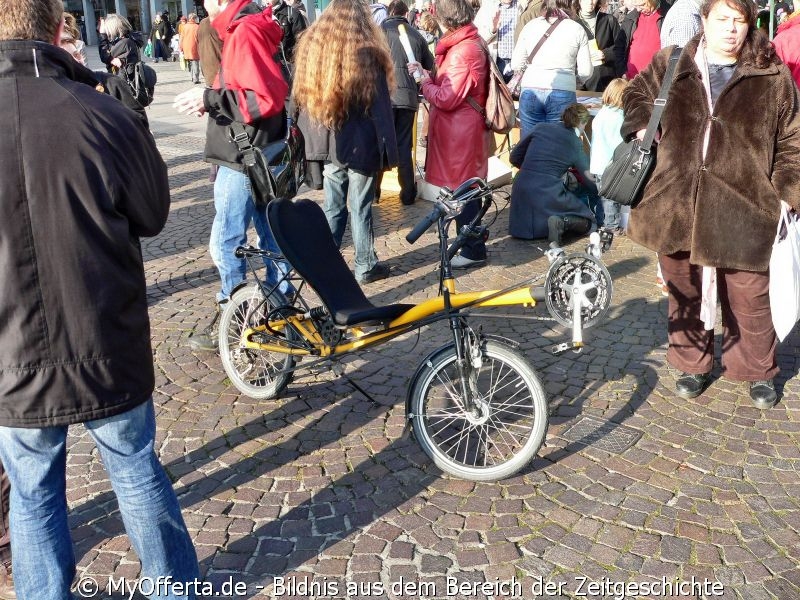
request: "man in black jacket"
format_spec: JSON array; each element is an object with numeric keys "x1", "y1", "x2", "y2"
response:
[
  {"x1": 378, "y1": 0, "x2": 434, "y2": 205},
  {"x1": 614, "y1": 0, "x2": 671, "y2": 78},
  {"x1": 272, "y1": 0, "x2": 308, "y2": 62},
  {"x1": 0, "y1": 0, "x2": 199, "y2": 596}
]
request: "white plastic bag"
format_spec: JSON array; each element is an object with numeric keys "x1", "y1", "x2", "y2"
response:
[{"x1": 769, "y1": 201, "x2": 800, "y2": 341}]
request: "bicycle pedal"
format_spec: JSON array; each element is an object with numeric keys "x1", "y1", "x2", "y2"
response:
[{"x1": 551, "y1": 342, "x2": 572, "y2": 355}]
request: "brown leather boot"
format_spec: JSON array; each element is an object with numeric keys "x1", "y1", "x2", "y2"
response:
[{"x1": 0, "y1": 563, "x2": 16, "y2": 600}]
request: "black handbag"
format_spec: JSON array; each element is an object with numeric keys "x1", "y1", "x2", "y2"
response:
[
  {"x1": 230, "y1": 120, "x2": 306, "y2": 208},
  {"x1": 599, "y1": 47, "x2": 681, "y2": 207}
]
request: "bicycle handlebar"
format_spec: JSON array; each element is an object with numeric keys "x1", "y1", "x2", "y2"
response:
[
  {"x1": 445, "y1": 195, "x2": 494, "y2": 260},
  {"x1": 406, "y1": 179, "x2": 494, "y2": 245},
  {"x1": 406, "y1": 204, "x2": 445, "y2": 244}
]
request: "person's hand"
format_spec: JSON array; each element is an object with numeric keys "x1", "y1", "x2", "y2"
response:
[
  {"x1": 98, "y1": 18, "x2": 106, "y2": 34},
  {"x1": 110, "y1": 57, "x2": 122, "y2": 68},
  {"x1": 408, "y1": 61, "x2": 431, "y2": 83},
  {"x1": 590, "y1": 49, "x2": 604, "y2": 64},
  {"x1": 636, "y1": 128, "x2": 661, "y2": 143},
  {"x1": 491, "y1": 10, "x2": 500, "y2": 33},
  {"x1": 173, "y1": 87, "x2": 206, "y2": 117}
]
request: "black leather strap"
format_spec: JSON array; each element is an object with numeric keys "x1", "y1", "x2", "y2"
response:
[{"x1": 641, "y1": 47, "x2": 682, "y2": 150}]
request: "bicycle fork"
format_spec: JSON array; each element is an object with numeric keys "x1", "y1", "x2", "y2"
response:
[{"x1": 449, "y1": 317, "x2": 486, "y2": 421}]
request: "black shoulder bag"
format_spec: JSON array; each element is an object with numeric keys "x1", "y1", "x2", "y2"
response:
[
  {"x1": 599, "y1": 47, "x2": 681, "y2": 207},
  {"x1": 230, "y1": 119, "x2": 306, "y2": 208}
]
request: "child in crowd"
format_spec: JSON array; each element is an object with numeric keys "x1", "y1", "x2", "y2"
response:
[
  {"x1": 170, "y1": 33, "x2": 181, "y2": 62},
  {"x1": 590, "y1": 78, "x2": 629, "y2": 234}
]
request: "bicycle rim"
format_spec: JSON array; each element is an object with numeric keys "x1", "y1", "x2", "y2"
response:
[
  {"x1": 219, "y1": 285, "x2": 296, "y2": 399},
  {"x1": 411, "y1": 340, "x2": 548, "y2": 481}
]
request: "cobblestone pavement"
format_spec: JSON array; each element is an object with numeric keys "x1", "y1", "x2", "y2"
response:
[{"x1": 68, "y1": 55, "x2": 800, "y2": 600}]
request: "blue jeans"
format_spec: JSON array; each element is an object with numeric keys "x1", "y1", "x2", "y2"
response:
[
  {"x1": 0, "y1": 400, "x2": 199, "y2": 600},
  {"x1": 323, "y1": 162, "x2": 379, "y2": 278},
  {"x1": 209, "y1": 165, "x2": 292, "y2": 302},
  {"x1": 518, "y1": 88, "x2": 577, "y2": 139}
]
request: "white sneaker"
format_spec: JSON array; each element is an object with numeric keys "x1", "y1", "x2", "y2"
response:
[{"x1": 450, "y1": 254, "x2": 486, "y2": 269}]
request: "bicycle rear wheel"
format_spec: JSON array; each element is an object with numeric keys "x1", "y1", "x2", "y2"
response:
[
  {"x1": 219, "y1": 284, "x2": 298, "y2": 399},
  {"x1": 410, "y1": 340, "x2": 548, "y2": 481}
]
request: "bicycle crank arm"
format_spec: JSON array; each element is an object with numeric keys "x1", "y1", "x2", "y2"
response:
[{"x1": 551, "y1": 341, "x2": 584, "y2": 355}]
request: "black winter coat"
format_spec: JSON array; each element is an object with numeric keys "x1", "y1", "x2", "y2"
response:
[
  {"x1": 0, "y1": 41, "x2": 170, "y2": 427},
  {"x1": 381, "y1": 16, "x2": 434, "y2": 110},
  {"x1": 273, "y1": 1, "x2": 308, "y2": 61},
  {"x1": 298, "y1": 75, "x2": 399, "y2": 174},
  {"x1": 98, "y1": 31, "x2": 143, "y2": 81},
  {"x1": 583, "y1": 12, "x2": 622, "y2": 92}
]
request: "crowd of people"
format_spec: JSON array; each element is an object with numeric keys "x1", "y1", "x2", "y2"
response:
[{"x1": 1, "y1": 0, "x2": 800, "y2": 596}]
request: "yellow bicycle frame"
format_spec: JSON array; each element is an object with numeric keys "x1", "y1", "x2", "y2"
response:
[{"x1": 240, "y1": 276, "x2": 540, "y2": 358}]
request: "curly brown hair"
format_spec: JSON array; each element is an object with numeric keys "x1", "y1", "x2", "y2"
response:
[
  {"x1": 0, "y1": 0, "x2": 62, "y2": 41},
  {"x1": 292, "y1": 0, "x2": 395, "y2": 130},
  {"x1": 701, "y1": 0, "x2": 776, "y2": 68}
]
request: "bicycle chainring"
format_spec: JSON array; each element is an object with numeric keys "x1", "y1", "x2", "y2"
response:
[
  {"x1": 543, "y1": 253, "x2": 613, "y2": 329},
  {"x1": 317, "y1": 316, "x2": 344, "y2": 347}
]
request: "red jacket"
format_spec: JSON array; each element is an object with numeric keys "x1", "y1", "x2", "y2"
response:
[
  {"x1": 421, "y1": 24, "x2": 491, "y2": 188},
  {"x1": 212, "y1": 0, "x2": 287, "y2": 123},
  {"x1": 774, "y1": 13, "x2": 800, "y2": 89}
]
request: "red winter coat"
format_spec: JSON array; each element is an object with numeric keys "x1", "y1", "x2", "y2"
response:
[
  {"x1": 421, "y1": 24, "x2": 491, "y2": 188},
  {"x1": 774, "y1": 13, "x2": 800, "y2": 88}
]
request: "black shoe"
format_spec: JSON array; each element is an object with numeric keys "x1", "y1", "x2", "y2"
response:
[
  {"x1": 675, "y1": 372, "x2": 710, "y2": 399},
  {"x1": 187, "y1": 307, "x2": 222, "y2": 352},
  {"x1": 357, "y1": 262, "x2": 390, "y2": 284},
  {"x1": 750, "y1": 380, "x2": 777, "y2": 409}
]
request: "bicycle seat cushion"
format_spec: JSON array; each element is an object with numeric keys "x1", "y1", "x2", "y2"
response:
[{"x1": 267, "y1": 198, "x2": 412, "y2": 327}]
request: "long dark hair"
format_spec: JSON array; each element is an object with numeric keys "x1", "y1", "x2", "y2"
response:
[{"x1": 700, "y1": 0, "x2": 776, "y2": 68}]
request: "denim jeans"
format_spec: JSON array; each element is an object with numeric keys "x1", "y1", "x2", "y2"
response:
[
  {"x1": 0, "y1": 400, "x2": 199, "y2": 600},
  {"x1": 323, "y1": 162, "x2": 379, "y2": 278},
  {"x1": 518, "y1": 88, "x2": 577, "y2": 139},
  {"x1": 594, "y1": 175, "x2": 620, "y2": 229},
  {"x1": 210, "y1": 165, "x2": 292, "y2": 302}
]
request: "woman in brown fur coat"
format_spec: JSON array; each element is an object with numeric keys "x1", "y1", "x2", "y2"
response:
[{"x1": 622, "y1": 0, "x2": 800, "y2": 408}]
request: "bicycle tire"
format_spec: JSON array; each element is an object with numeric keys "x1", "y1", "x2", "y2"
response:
[
  {"x1": 410, "y1": 340, "x2": 548, "y2": 481},
  {"x1": 219, "y1": 284, "x2": 297, "y2": 399}
]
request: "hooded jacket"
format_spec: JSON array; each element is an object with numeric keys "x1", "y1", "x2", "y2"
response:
[
  {"x1": 202, "y1": 0, "x2": 288, "y2": 170},
  {"x1": 774, "y1": 12, "x2": 800, "y2": 88},
  {"x1": 0, "y1": 41, "x2": 170, "y2": 427},
  {"x1": 622, "y1": 37, "x2": 800, "y2": 271},
  {"x1": 421, "y1": 24, "x2": 491, "y2": 188},
  {"x1": 98, "y1": 30, "x2": 144, "y2": 81}
]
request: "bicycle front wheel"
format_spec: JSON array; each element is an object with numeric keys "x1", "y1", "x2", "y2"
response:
[
  {"x1": 219, "y1": 284, "x2": 297, "y2": 399},
  {"x1": 410, "y1": 340, "x2": 548, "y2": 481}
]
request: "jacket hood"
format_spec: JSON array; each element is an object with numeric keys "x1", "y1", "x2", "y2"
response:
[
  {"x1": 436, "y1": 23, "x2": 479, "y2": 56},
  {"x1": 128, "y1": 31, "x2": 145, "y2": 48},
  {"x1": 212, "y1": 0, "x2": 280, "y2": 44},
  {"x1": 776, "y1": 11, "x2": 800, "y2": 35}
]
